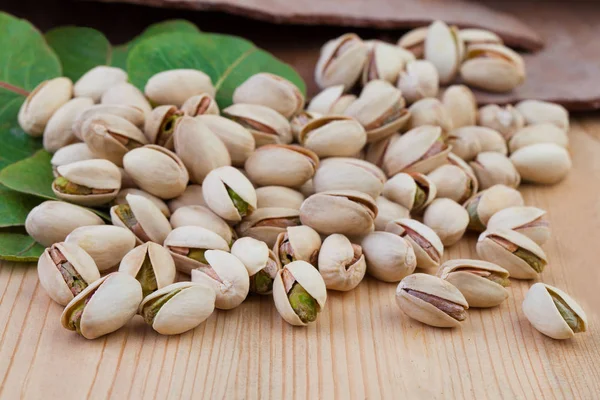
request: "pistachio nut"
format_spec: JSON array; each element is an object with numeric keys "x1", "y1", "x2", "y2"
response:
[
  {"x1": 397, "y1": 26, "x2": 428, "y2": 58},
  {"x1": 364, "y1": 133, "x2": 396, "y2": 169},
  {"x1": 424, "y1": 21, "x2": 463, "y2": 85},
  {"x1": 60, "y1": 272, "x2": 142, "y2": 339},
  {"x1": 170, "y1": 205, "x2": 236, "y2": 246},
  {"x1": 307, "y1": 85, "x2": 356, "y2": 115},
  {"x1": 299, "y1": 115, "x2": 367, "y2": 158},
  {"x1": 164, "y1": 226, "x2": 230, "y2": 274},
  {"x1": 460, "y1": 44, "x2": 525, "y2": 92},
  {"x1": 202, "y1": 166, "x2": 257, "y2": 222},
  {"x1": 223, "y1": 103, "x2": 292, "y2": 147},
  {"x1": 313, "y1": 157, "x2": 386, "y2": 199},
  {"x1": 119, "y1": 242, "x2": 176, "y2": 297},
  {"x1": 314, "y1": 33, "x2": 368, "y2": 90},
  {"x1": 448, "y1": 126, "x2": 507, "y2": 161},
  {"x1": 272, "y1": 260, "x2": 327, "y2": 326},
  {"x1": 143, "y1": 105, "x2": 184, "y2": 149},
  {"x1": 191, "y1": 250, "x2": 250, "y2": 310},
  {"x1": 233, "y1": 73, "x2": 305, "y2": 118},
  {"x1": 37, "y1": 242, "x2": 100, "y2": 306},
  {"x1": 274, "y1": 225, "x2": 322, "y2": 267},
  {"x1": 382, "y1": 172, "x2": 436, "y2": 213},
  {"x1": 427, "y1": 154, "x2": 478, "y2": 204},
  {"x1": 515, "y1": 100, "x2": 569, "y2": 131},
  {"x1": 477, "y1": 228, "x2": 547, "y2": 279},
  {"x1": 230, "y1": 237, "x2": 280, "y2": 295},
  {"x1": 196, "y1": 114, "x2": 255, "y2": 166},
  {"x1": 256, "y1": 186, "x2": 305, "y2": 210},
  {"x1": 72, "y1": 104, "x2": 145, "y2": 140},
  {"x1": 373, "y1": 196, "x2": 410, "y2": 231},
  {"x1": 318, "y1": 234, "x2": 366, "y2": 291},
  {"x1": 43, "y1": 97, "x2": 94, "y2": 153},
  {"x1": 487, "y1": 206, "x2": 550, "y2": 246},
  {"x1": 396, "y1": 273, "x2": 468, "y2": 328},
  {"x1": 139, "y1": 281, "x2": 216, "y2": 335},
  {"x1": 458, "y1": 29, "x2": 503, "y2": 47},
  {"x1": 508, "y1": 123, "x2": 569, "y2": 153},
  {"x1": 65, "y1": 225, "x2": 136, "y2": 272},
  {"x1": 442, "y1": 85, "x2": 477, "y2": 129},
  {"x1": 244, "y1": 144, "x2": 318, "y2": 188},
  {"x1": 101, "y1": 82, "x2": 152, "y2": 115},
  {"x1": 118, "y1": 167, "x2": 137, "y2": 189},
  {"x1": 181, "y1": 94, "x2": 220, "y2": 117},
  {"x1": 18, "y1": 77, "x2": 73, "y2": 136},
  {"x1": 291, "y1": 111, "x2": 322, "y2": 142},
  {"x1": 113, "y1": 188, "x2": 171, "y2": 218},
  {"x1": 144, "y1": 69, "x2": 216, "y2": 107},
  {"x1": 299, "y1": 179, "x2": 315, "y2": 197},
  {"x1": 510, "y1": 143, "x2": 571, "y2": 185},
  {"x1": 73, "y1": 66, "x2": 128, "y2": 102},
  {"x1": 386, "y1": 218, "x2": 444, "y2": 269},
  {"x1": 362, "y1": 40, "x2": 407, "y2": 85},
  {"x1": 25, "y1": 201, "x2": 104, "y2": 247},
  {"x1": 464, "y1": 184, "x2": 524, "y2": 232},
  {"x1": 522, "y1": 283, "x2": 587, "y2": 340},
  {"x1": 300, "y1": 190, "x2": 377, "y2": 236},
  {"x1": 51, "y1": 143, "x2": 96, "y2": 174},
  {"x1": 396, "y1": 60, "x2": 439, "y2": 104},
  {"x1": 477, "y1": 104, "x2": 524, "y2": 140},
  {"x1": 423, "y1": 198, "x2": 469, "y2": 246},
  {"x1": 110, "y1": 193, "x2": 172, "y2": 245},
  {"x1": 52, "y1": 159, "x2": 121, "y2": 206},
  {"x1": 361, "y1": 231, "x2": 416, "y2": 282},
  {"x1": 407, "y1": 98, "x2": 453, "y2": 132},
  {"x1": 236, "y1": 207, "x2": 301, "y2": 248},
  {"x1": 167, "y1": 184, "x2": 206, "y2": 212},
  {"x1": 470, "y1": 152, "x2": 520, "y2": 190}
]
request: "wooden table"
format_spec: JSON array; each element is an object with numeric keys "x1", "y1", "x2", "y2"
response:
[{"x1": 1, "y1": 118, "x2": 599, "y2": 400}]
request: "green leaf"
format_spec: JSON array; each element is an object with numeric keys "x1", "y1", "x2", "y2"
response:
[
  {"x1": 46, "y1": 26, "x2": 111, "y2": 81},
  {"x1": 0, "y1": 185, "x2": 43, "y2": 227},
  {"x1": 0, "y1": 231, "x2": 44, "y2": 262},
  {"x1": 110, "y1": 44, "x2": 129, "y2": 70},
  {"x1": 127, "y1": 32, "x2": 306, "y2": 109}
]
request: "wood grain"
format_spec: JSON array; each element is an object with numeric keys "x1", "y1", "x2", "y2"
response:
[{"x1": 1, "y1": 119, "x2": 599, "y2": 399}]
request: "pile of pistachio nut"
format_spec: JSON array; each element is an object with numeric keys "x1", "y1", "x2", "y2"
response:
[{"x1": 22, "y1": 19, "x2": 585, "y2": 341}]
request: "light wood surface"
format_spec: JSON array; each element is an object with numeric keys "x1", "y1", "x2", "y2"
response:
[{"x1": 1, "y1": 118, "x2": 599, "y2": 400}]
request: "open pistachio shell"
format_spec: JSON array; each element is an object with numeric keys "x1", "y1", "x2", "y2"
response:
[
  {"x1": 423, "y1": 198, "x2": 469, "y2": 246},
  {"x1": 43, "y1": 97, "x2": 94, "y2": 153},
  {"x1": 143, "y1": 105, "x2": 183, "y2": 150},
  {"x1": 427, "y1": 155, "x2": 478, "y2": 204},
  {"x1": 374, "y1": 196, "x2": 410, "y2": 231},
  {"x1": 299, "y1": 115, "x2": 367, "y2": 158},
  {"x1": 202, "y1": 166, "x2": 257, "y2": 222},
  {"x1": 196, "y1": 115, "x2": 255, "y2": 167},
  {"x1": 510, "y1": 143, "x2": 571, "y2": 185},
  {"x1": 487, "y1": 206, "x2": 550, "y2": 246},
  {"x1": 464, "y1": 184, "x2": 524, "y2": 232},
  {"x1": 233, "y1": 73, "x2": 305, "y2": 118},
  {"x1": 72, "y1": 104, "x2": 145, "y2": 140},
  {"x1": 74, "y1": 66, "x2": 128, "y2": 102},
  {"x1": 382, "y1": 172, "x2": 436, "y2": 213},
  {"x1": 164, "y1": 226, "x2": 230, "y2": 275},
  {"x1": 113, "y1": 188, "x2": 171, "y2": 218},
  {"x1": 515, "y1": 100, "x2": 569, "y2": 131},
  {"x1": 256, "y1": 186, "x2": 305, "y2": 210},
  {"x1": 181, "y1": 94, "x2": 220, "y2": 117},
  {"x1": 460, "y1": 44, "x2": 525, "y2": 93},
  {"x1": 274, "y1": 225, "x2": 322, "y2": 267},
  {"x1": 223, "y1": 103, "x2": 292, "y2": 147},
  {"x1": 245, "y1": 144, "x2": 318, "y2": 188},
  {"x1": 307, "y1": 85, "x2": 356, "y2": 115},
  {"x1": 397, "y1": 27, "x2": 428, "y2": 58},
  {"x1": 425, "y1": 21, "x2": 462, "y2": 85},
  {"x1": 470, "y1": 152, "x2": 520, "y2": 190},
  {"x1": 477, "y1": 104, "x2": 524, "y2": 140},
  {"x1": 170, "y1": 205, "x2": 236, "y2": 246},
  {"x1": 362, "y1": 40, "x2": 407, "y2": 85},
  {"x1": 361, "y1": 231, "x2": 416, "y2": 282},
  {"x1": 18, "y1": 77, "x2": 73, "y2": 137},
  {"x1": 236, "y1": 207, "x2": 301, "y2": 248},
  {"x1": 119, "y1": 242, "x2": 176, "y2": 297},
  {"x1": 53, "y1": 159, "x2": 121, "y2": 206},
  {"x1": 318, "y1": 234, "x2": 366, "y2": 291},
  {"x1": 313, "y1": 157, "x2": 386, "y2": 199},
  {"x1": 51, "y1": 143, "x2": 96, "y2": 173},
  {"x1": 442, "y1": 85, "x2": 477, "y2": 129},
  {"x1": 110, "y1": 193, "x2": 172, "y2": 245},
  {"x1": 386, "y1": 218, "x2": 444, "y2": 269},
  {"x1": 315, "y1": 33, "x2": 368, "y2": 90},
  {"x1": 145, "y1": 69, "x2": 216, "y2": 107},
  {"x1": 508, "y1": 123, "x2": 569, "y2": 153},
  {"x1": 291, "y1": 111, "x2": 323, "y2": 142},
  {"x1": 396, "y1": 60, "x2": 439, "y2": 104},
  {"x1": 167, "y1": 184, "x2": 206, "y2": 212},
  {"x1": 231, "y1": 237, "x2": 280, "y2": 295},
  {"x1": 101, "y1": 82, "x2": 152, "y2": 115}
]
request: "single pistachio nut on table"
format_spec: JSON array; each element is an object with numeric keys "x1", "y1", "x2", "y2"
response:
[
  {"x1": 522, "y1": 283, "x2": 587, "y2": 340},
  {"x1": 460, "y1": 44, "x2": 525, "y2": 93},
  {"x1": 180, "y1": 93, "x2": 220, "y2": 117},
  {"x1": 313, "y1": 157, "x2": 386, "y2": 199},
  {"x1": 373, "y1": 196, "x2": 410, "y2": 231},
  {"x1": 442, "y1": 85, "x2": 477, "y2": 129},
  {"x1": 143, "y1": 105, "x2": 184, "y2": 150},
  {"x1": 470, "y1": 152, "x2": 521, "y2": 190},
  {"x1": 437, "y1": 259, "x2": 510, "y2": 308},
  {"x1": 448, "y1": 126, "x2": 507, "y2": 161},
  {"x1": 72, "y1": 104, "x2": 145, "y2": 141},
  {"x1": 18, "y1": 77, "x2": 73, "y2": 137},
  {"x1": 396, "y1": 273, "x2": 468, "y2": 328},
  {"x1": 361, "y1": 231, "x2": 416, "y2": 282},
  {"x1": 510, "y1": 143, "x2": 572, "y2": 185},
  {"x1": 119, "y1": 242, "x2": 176, "y2": 297},
  {"x1": 291, "y1": 111, "x2": 322, "y2": 142},
  {"x1": 274, "y1": 225, "x2": 322, "y2": 267},
  {"x1": 170, "y1": 205, "x2": 236, "y2": 246},
  {"x1": 61, "y1": 272, "x2": 142, "y2": 340},
  {"x1": 164, "y1": 226, "x2": 230, "y2": 275},
  {"x1": 43, "y1": 97, "x2": 94, "y2": 153},
  {"x1": 196, "y1": 115, "x2": 255, "y2": 167},
  {"x1": 110, "y1": 193, "x2": 172, "y2": 245},
  {"x1": 314, "y1": 33, "x2": 368, "y2": 90},
  {"x1": 223, "y1": 103, "x2": 292, "y2": 147},
  {"x1": 424, "y1": 20, "x2": 463, "y2": 85},
  {"x1": 139, "y1": 281, "x2": 216, "y2": 335},
  {"x1": 256, "y1": 186, "x2": 305, "y2": 210},
  {"x1": 298, "y1": 115, "x2": 367, "y2": 158},
  {"x1": 318, "y1": 234, "x2": 366, "y2": 291},
  {"x1": 477, "y1": 104, "x2": 525, "y2": 140},
  {"x1": 202, "y1": 166, "x2": 257, "y2": 222},
  {"x1": 382, "y1": 172, "x2": 436, "y2": 213},
  {"x1": 307, "y1": 85, "x2": 356, "y2": 115},
  {"x1": 458, "y1": 28, "x2": 503, "y2": 47},
  {"x1": 52, "y1": 159, "x2": 121, "y2": 206},
  {"x1": 407, "y1": 98, "x2": 453, "y2": 133},
  {"x1": 73, "y1": 66, "x2": 128, "y2": 102},
  {"x1": 233, "y1": 73, "x2": 305, "y2": 118},
  {"x1": 236, "y1": 207, "x2": 301, "y2": 248},
  {"x1": 231, "y1": 237, "x2": 280, "y2": 295},
  {"x1": 386, "y1": 218, "x2": 444, "y2": 270},
  {"x1": 37, "y1": 242, "x2": 100, "y2": 306},
  {"x1": 167, "y1": 184, "x2": 206, "y2": 212},
  {"x1": 464, "y1": 184, "x2": 524, "y2": 232},
  {"x1": 144, "y1": 69, "x2": 216, "y2": 107},
  {"x1": 273, "y1": 260, "x2": 327, "y2": 326},
  {"x1": 244, "y1": 144, "x2": 318, "y2": 188},
  {"x1": 427, "y1": 153, "x2": 478, "y2": 204},
  {"x1": 396, "y1": 60, "x2": 439, "y2": 105},
  {"x1": 487, "y1": 206, "x2": 550, "y2": 246},
  {"x1": 397, "y1": 26, "x2": 429, "y2": 58},
  {"x1": 50, "y1": 143, "x2": 95, "y2": 174},
  {"x1": 362, "y1": 40, "x2": 411, "y2": 85},
  {"x1": 508, "y1": 123, "x2": 569, "y2": 153},
  {"x1": 113, "y1": 188, "x2": 171, "y2": 218},
  {"x1": 515, "y1": 100, "x2": 570, "y2": 131},
  {"x1": 423, "y1": 198, "x2": 469, "y2": 246},
  {"x1": 101, "y1": 82, "x2": 152, "y2": 115}
]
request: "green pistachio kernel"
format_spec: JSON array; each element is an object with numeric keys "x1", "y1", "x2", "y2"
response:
[
  {"x1": 54, "y1": 177, "x2": 92, "y2": 195},
  {"x1": 188, "y1": 249, "x2": 208, "y2": 264},
  {"x1": 114, "y1": 204, "x2": 137, "y2": 229},
  {"x1": 413, "y1": 184, "x2": 427, "y2": 210},
  {"x1": 466, "y1": 196, "x2": 485, "y2": 231},
  {"x1": 547, "y1": 288, "x2": 586, "y2": 333},
  {"x1": 226, "y1": 186, "x2": 249, "y2": 217},
  {"x1": 142, "y1": 289, "x2": 183, "y2": 325},
  {"x1": 250, "y1": 269, "x2": 274, "y2": 294},
  {"x1": 158, "y1": 112, "x2": 183, "y2": 146},
  {"x1": 136, "y1": 253, "x2": 158, "y2": 297},
  {"x1": 288, "y1": 283, "x2": 318, "y2": 323},
  {"x1": 514, "y1": 248, "x2": 546, "y2": 273},
  {"x1": 486, "y1": 272, "x2": 511, "y2": 287}
]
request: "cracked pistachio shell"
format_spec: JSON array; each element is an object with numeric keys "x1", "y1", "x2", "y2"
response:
[
  {"x1": 191, "y1": 250, "x2": 249, "y2": 310},
  {"x1": 291, "y1": 111, "x2": 322, "y2": 142},
  {"x1": 18, "y1": 77, "x2": 73, "y2": 136},
  {"x1": 119, "y1": 242, "x2": 176, "y2": 294},
  {"x1": 442, "y1": 85, "x2": 477, "y2": 129},
  {"x1": 272, "y1": 260, "x2": 327, "y2": 326},
  {"x1": 61, "y1": 272, "x2": 142, "y2": 339},
  {"x1": 110, "y1": 193, "x2": 172, "y2": 245},
  {"x1": 425, "y1": 21, "x2": 463, "y2": 85},
  {"x1": 427, "y1": 154, "x2": 478, "y2": 203},
  {"x1": 508, "y1": 123, "x2": 569, "y2": 153},
  {"x1": 382, "y1": 172, "x2": 436, "y2": 212},
  {"x1": 397, "y1": 27, "x2": 428, "y2": 58},
  {"x1": 361, "y1": 231, "x2": 416, "y2": 282},
  {"x1": 101, "y1": 82, "x2": 152, "y2": 115},
  {"x1": 73, "y1": 66, "x2": 128, "y2": 102},
  {"x1": 231, "y1": 237, "x2": 278, "y2": 276},
  {"x1": 223, "y1": 103, "x2": 292, "y2": 147},
  {"x1": 245, "y1": 145, "x2": 318, "y2": 188},
  {"x1": 167, "y1": 184, "x2": 206, "y2": 212},
  {"x1": 362, "y1": 40, "x2": 407, "y2": 85},
  {"x1": 25, "y1": 201, "x2": 104, "y2": 247},
  {"x1": 196, "y1": 115, "x2": 255, "y2": 167},
  {"x1": 470, "y1": 152, "x2": 520, "y2": 190},
  {"x1": 43, "y1": 97, "x2": 94, "y2": 153},
  {"x1": 515, "y1": 100, "x2": 569, "y2": 131},
  {"x1": 299, "y1": 115, "x2": 367, "y2": 158},
  {"x1": 318, "y1": 234, "x2": 366, "y2": 291},
  {"x1": 386, "y1": 218, "x2": 444, "y2": 269},
  {"x1": 139, "y1": 282, "x2": 215, "y2": 335},
  {"x1": 53, "y1": 159, "x2": 121, "y2": 206},
  {"x1": 315, "y1": 33, "x2": 368, "y2": 90},
  {"x1": 170, "y1": 205, "x2": 236, "y2": 246},
  {"x1": 202, "y1": 166, "x2": 257, "y2": 222},
  {"x1": 396, "y1": 273, "x2": 468, "y2": 328},
  {"x1": 448, "y1": 126, "x2": 507, "y2": 161},
  {"x1": 143, "y1": 105, "x2": 184, "y2": 149},
  {"x1": 181, "y1": 94, "x2": 220, "y2": 117},
  {"x1": 477, "y1": 228, "x2": 547, "y2": 279},
  {"x1": 313, "y1": 157, "x2": 386, "y2": 199},
  {"x1": 382, "y1": 125, "x2": 450, "y2": 176},
  {"x1": 38, "y1": 242, "x2": 100, "y2": 306},
  {"x1": 114, "y1": 188, "x2": 170, "y2": 218},
  {"x1": 307, "y1": 86, "x2": 356, "y2": 115},
  {"x1": 51, "y1": 143, "x2": 95, "y2": 174},
  {"x1": 145, "y1": 69, "x2": 215, "y2": 107},
  {"x1": 65, "y1": 225, "x2": 136, "y2": 272},
  {"x1": 256, "y1": 186, "x2": 304, "y2": 210},
  {"x1": 487, "y1": 206, "x2": 550, "y2": 245},
  {"x1": 73, "y1": 104, "x2": 145, "y2": 140},
  {"x1": 407, "y1": 98, "x2": 452, "y2": 132},
  {"x1": 300, "y1": 190, "x2": 377, "y2": 236},
  {"x1": 510, "y1": 143, "x2": 571, "y2": 184},
  {"x1": 460, "y1": 44, "x2": 525, "y2": 93},
  {"x1": 236, "y1": 207, "x2": 300, "y2": 248},
  {"x1": 233, "y1": 73, "x2": 305, "y2": 118},
  {"x1": 123, "y1": 145, "x2": 188, "y2": 199},
  {"x1": 164, "y1": 226, "x2": 230, "y2": 274},
  {"x1": 397, "y1": 60, "x2": 439, "y2": 105},
  {"x1": 522, "y1": 283, "x2": 587, "y2": 340},
  {"x1": 458, "y1": 29, "x2": 503, "y2": 47},
  {"x1": 477, "y1": 104, "x2": 524, "y2": 140},
  {"x1": 274, "y1": 225, "x2": 322, "y2": 267},
  {"x1": 423, "y1": 198, "x2": 469, "y2": 246},
  {"x1": 374, "y1": 196, "x2": 410, "y2": 231},
  {"x1": 464, "y1": 184, "x2": 524, "y2": 231}
]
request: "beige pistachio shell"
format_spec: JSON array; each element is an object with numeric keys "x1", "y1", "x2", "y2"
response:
[
  {"x1": 274, "y1": 225, "x2": 322, "y2": 267},
  {"x1": 423, "y1": 198, "x2": 469, "y2": 246},
  {"x1": 245, "y1": 144, "x2": 318, "y2": 188},
  {"x1": 361, "y1": 231, "x2": 416, "y2": 282},
  {"x1": 459, "y1": 29, "x2": 502, "y2": 46},
  {"x1": 223, "y1": 103, "x2": 292, "y2": 147},
  {"x1": 230, "y1": 237, "x2": 272, "y2": 276},
  {"x1": 143, "y1": 105, "x2": 183, "y2": 150},
  {"x1": 73, "y1": 104, "x2": 145, "y2": 140},
  {"x1": 509, "y1": 123, "x2": 569, "y2": 153},
  {"x1": 43, "y1": 98, "x2": 94, "y2": 153},
  {"x1": 110, "y1": 193, "x2": 172, "y2": 245},
  {"x1": 65, "y1": 225, "x2": 136, "y2": 272},
  {"x1": 470, "y1": 152, "x2": 520, "y2": 190},
  {"x1": 300, "y1": 115, "x2": 367, "y2": 158},
  {"x1": 299, "y1": 179, "x2": 315, "y2": 197},
  {"x1": 460, "y1": 44, "x2": 525, "y2": 92},
  {"x1": 291, "y1": 111, "x2": 323, "y2": 142},
  {"x1": 477, "y1": 104, "x2": 524, "y2": 140},
  {"x1": 233, "y1": 73, "x2": 304, "y2": 118},
  {"x1": 364, "y1": 134, "x2": 396, "y2": 169},
  {"x1": 465, "y1": 184, "x2": 524, "y2": 231},
  {"x1": 167, "y1": 184, "x2": 206, "y2": 212},
  {"x1": 256, "y1": 186, "x2": 304, "y2": 210},
  {"x1": 427, "y1": 157, "x2": 477, "y2": 204},
  {"x1": 396, "y1": 60, "x2": 439, "y2": 104},
  {"x1": 181, "y1": 94, "x2": 220, "y2": 117},
  {"x1": 18, "y1": 77, "x2": 73, "y2": 136},
  {"x1": 487, "y1": 206, "x2": 550, "y2": 245},
  {"x1": 53, "y1": 159, "x2": 121, "y2": 206},
  {"x1": 510, "y1": 143, "x2": 571, "y2": 185},
  {"x1": 236, "y1": 207, "x2": 300, "y2": 248},
  {"x1": 424, "y1": 21, "x2": 462, "y2": 85},
  {"x1": 119, "y1": 242, "x2": 176, "y2": 292},
  {"x1": 397, "y1": 26, "x2": 428, "y2": 58},
  {"x1": 101, "y1": 82, "x2": 152, "y2": 115},
  {"x1": 164, "y1": 226, "x2": 230, "y2": 274},
  {"x1": 374, "y1": 196, "x2": 410, "y2": 231},
  {"x1": 362, "y1": 40, "x2": 406, "y2": 84},
  {"x1": 60, "y1": 272, "x2": 142, "y2": 339},
  {"x1": 442, "y1": 85, "x2": 477, "y2": 129},
  {"x1": 313, "y1": 157, "x2": 386, "y2": 199},
  {"x1": 144, "y1": 69, "x2": 215, "y2": 107},
  {"x1": 51, "y1": 143, "x2": 95, "y2": 172},
  {"x1": 407, "y1": 98, "x2": 453, "y2": 132},
  {"x1": 315, "y1": 33, "x2": 368, "y2": 90},
  {"x1": 202, "y1": 166, "x2": 257, "y2": 222},
  {"x1": 73, "y1": 66, "x2": 128, "y2": 102},
  {"x1": 448, "y1": 126, "x2": 507, "y2": 161},
  {"x1": 382, "y1": 172, "x2": 436, "y2": 212},
  {"x1": 386, "y1": 218, "x2": 444, "y2": 269},
  {"x1": 515, "y1": 100, "x2": 569, "y2": 131},
  {"x1": 170, "y1": 205, "x2": 236, "y2": 246},
  {"x1": 307, "y1": 85, "x2": 356, "y2": 115},
  {"x1": 37, "y1": 242, "x2": 100, "y2": 306},
  {"x1": 196, "y1": 115, "x2": 255, "y2": 166},
  {"x1": 114, "y1": 188, "x2": 170, "y2": 217},
  {"x1": 118, "y1": 167, "x2": 137, "y2": 189},
  {"x1": 318, "y1": 234, "x2": 366, "y2": 291}
]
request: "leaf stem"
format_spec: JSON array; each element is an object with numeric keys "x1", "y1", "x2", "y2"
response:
[{"x1": 0, "y1": 82, "x2": 30, "y2": 97}]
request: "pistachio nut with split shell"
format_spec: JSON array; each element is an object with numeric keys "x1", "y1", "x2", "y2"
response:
[
  {"x1": 487, "y1": 206, "x2": 550, "y2": 246},
  {"x1": 51, "y1": 143, "x2": 96, "y2": 175},
  {"x1": 119, "y1": 242, "x2": 176, "y2": 297},
  {"x1": 460, "y1": 44, "x2": 525, "y2": 93},
  {"x1": 300, "y1": 190, "x2": 377, "y2": 236},
  {"x1": 510, "y1": 143, "x2": 571, "y2": 185},
  {"x1": 470, "y1": 152, "x2": 520, "y2": 190},
  {"x1": 181, "y1": 94, "x2": 220, "y2": 117},
  {"x1": 427, "y1": 154, "x2": 478, "y2": 204},
  {"x1": 256, "y1": 186, "x2": 305, "y2": 210},
  {"x1": 272, "y1": 260, "x2": 327, "y2": 326},
  {"x1": 313, "y1": 157, "x2": 386, "y2": 199},
  {"x1": 374, "y1": 196, "x2": 410, "y2": 231},
  {"x1": 361, "y1": 231, "x2": 416, "y2": 282},
  {"x1": 167, "y1": 184, "x2": 206, "y2": 213},
  {"x1": 448, "y1": 126, "x2": 507, "y2": 161},
  {"x1": 477, "y1": 104, "x2": 524, "y2": 140},
  {"x1": 144, "y1": 105, "x2": 184, "y2": 149},
  {"x1": 202, "y1": 166, "x2": 257, "y2": 222},
  {"x1": 65, "y1": 225, "x2": 136, "y2": 272},
  {"x1": 423, "y1": 198, "x2": 469, "y2": 246},
  {"x1": 52, "y1": 159, "x2": 121, "y2": 206},
  {"x1": 43, "y1": 97, "x2": 94, "y2": 153},
  {"x1": 25, "y1": 201, "x2": 104, "y2": 247},
  {"x1": 101, "y1": 82, "x2": 152, "y2": 115},
  {"x1": 386, "y1": 218, "x2": 444, "y2": 269},
  {"x1": 522, "y1": 283, "x2": 587, "y2": 340},
  {"x1": 425, "y1": 21, "x2": 463, "y2": 85},
  {"x1": 196, "y1": 115, "x2": 255, "y2": 167},
  {"x1": 442, "y1": 85, "x2": 477, "y2": 129},
  {"x1": 396, "y1": 60, "x2": 439, "y2": 104},
  {"x1": 231, "y1": 237, "x2": 280, "y2": 295},
  {"x1": 382, "y1": 172, "x2": 436, "y2": 213},
  {"x1": 139, "y1": 281, "x2": 216, "y2": 335},
  {"x1": 508, "y1": 123, "x2": 569, "y2": 153},
  {"x1": 61, "y1": 272, "x2": 142, "y2": 340},
  {"x1": 18, "y1": 77, "x2": 73, "y2": 136},
  {"x1": 223, "y1": 103, "x2": 292, "y2": 147},
  {"x1": 164, "y1": 226, "x2": 230, "y2": 275},
  {"x1": 315, "y1": 33, "x2": 368, "y2": 90},
  {"x1": 244, "y1": 145, "x2": 318, "y2": 188},
  {"x1": 299, "y1": 115, "x2": 367, "y2": 158},
  {"x1": 407, "y1": 98, "x2": 453, "y2": 133},
  {"x1": 145, "y1": 69, "x2": 216, "y2": 107},
  {"x1": 170, "y1": 205, "x2": 236, "y2": 246},
  {"x1": 72, "y1": 104, "x2": 145, "y2": 140},
  {"x1": 110, "y1": 193, "x2": 172, "y2": 245},
  {"x1": 190, "y1": 250, "x2": 249, "y2": 310},
  {"x1": 362, "y1": 40, "x2": 407, "y2": 85},
  {"x1": 397, "y1": 26, "x2": 428, "y2": 58},
  {"x1": 113, "y1": 188, "x2": 170, "y2": 218},
  {"x1": 274, "y1": 225, "x2": 322, "y2": 267},
  {"x1": 515, "y1": 100, "x2": 569, "y2": 131},
  {"x1": 307, "y1": 85, "x2": 356, "y2": 115},
  {"x1": 236, "y1": 208, "x2": 301, "y2": 248},
  {"x1": 396, "y1": 273, "x2": 468, "y2": 328},
  {"x1": 464, "y1": 184, "x2": 524, "y2": 232},
  {"x1": 291, "y1": 111, "x2": 322, "y2": 142},
  {"x1": 233, "y1": 73, "x2": 305, "y2": 118},
  {"x1": 123, "y1": 145, "x2": 189, "y2": 199},
  {"x1": 458, "y1": 29, "x2": 503, "y2": 47},
  {"x1": 38, "y1": 242, "x2": 100, "y2": 306},
  {"x1": 73, "y1": 66, "x2": 128, "y2": 102},
  {"x1": 318, "y1": 234, "x2": 366, "y2": 291}
]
